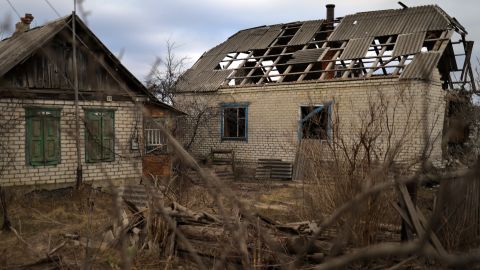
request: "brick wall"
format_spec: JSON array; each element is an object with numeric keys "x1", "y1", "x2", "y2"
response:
[
  {"x1": 0, "y1": 98, "x2": 143, "y2": 187},
  {"x1": 175, "y1": 74, "x2": 446, "y2": 169}
]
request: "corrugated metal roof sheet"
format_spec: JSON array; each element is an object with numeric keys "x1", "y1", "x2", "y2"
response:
[
  {"x1": 329, "y1": 5, "x2": 451, "y2": 41},
  {"x1": 236, "y1": 28, "x2": 269, "y2": 51},
  {"x1": 392, "y1": 32, "x2": 426, "y2": 57},
  {"x1": 288, "y1": 20, "x2": 323, "y2": 46},
  {"x1": 177, "y1": 70, "x2": 232, "y2": 92},
  {"x1": 339, "y1": 37, "x2": 373, "y2": 60},
  {"x1": 0, "y1": 17, "x2": 67, "y2": 77},
  {"x1": 251, "y1": 25, "x2": 282, "y2": 49},
  {"x1": 287, "y1": 48, "x2": 326, "y2": 64},
  {"x1": 177, "y1": 4, "x2": 460, "y2": 92},
  {"x1": 400, "y1": 51, "x2": 442, "y2": 79}
]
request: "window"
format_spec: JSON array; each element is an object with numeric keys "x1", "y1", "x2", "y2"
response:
[
  {"x1": 84, "y1": 109, "x2": 115, "y2": 162},
  {"x1": 145, "y1": 118, "x2": 168, "y2": 154},
  {"x1": 25, "y1": 108, "x2": 61, "y2": 166},
  {"x1": 300, "y1": 104, "x2": 331, "y2": 140},
  {"x1": 221, "y1": 103, "x2": 248, "y2": 140}
]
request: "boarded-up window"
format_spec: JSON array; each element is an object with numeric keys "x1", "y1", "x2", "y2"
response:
[
  {"x1": 25, "y1": 108, "x2": 61, "y2": 166},
  {"x1": 221, "y1": 103, "x2": 248, "y2": 140},
  {"x1": 300, "y1": 105, "x2": 331, "y2": 140},
  {"x1": 85, "y1": 109, "x2": 115, "y2": 163}
]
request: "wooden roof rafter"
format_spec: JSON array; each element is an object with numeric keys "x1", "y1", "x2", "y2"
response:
[{"x1": 176, "y1": 5, "x2": 473, "y2": 93}]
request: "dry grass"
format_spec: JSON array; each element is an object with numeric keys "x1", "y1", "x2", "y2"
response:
[{"x1": 0, "y1": 180, "x2": 305, "y2": 269}]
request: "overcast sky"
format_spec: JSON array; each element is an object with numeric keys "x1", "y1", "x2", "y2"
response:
[{"x1": 0, "y1": 0, "x2": 479, "y2": 83}]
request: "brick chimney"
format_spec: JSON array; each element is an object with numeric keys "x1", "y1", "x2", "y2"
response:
[
  {"x1": 326, "y1": 4, "x2": 335, "y2": 22},
  {"x1": 326, "y1": 4, "x2": 335, "y2": 30},
  {"x1": 13, "y1": 13, "x2": 34, "y2": 36}
]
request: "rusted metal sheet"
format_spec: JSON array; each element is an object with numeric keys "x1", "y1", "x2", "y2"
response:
[
  {"x1": 288, "y1": 20, "x2": 324, "y2": 46},
  {"x1": 286, "y1": 48, "x2": 326, "y2": 64},
  {"x1": 0, "y1": 18, "x2": 66, "y2": 77},
  {"x1": 339, "y1": 37, "x2": 373, "y2": 60},
  {"x1": 329, "y1": 6, "x2": 451, "y2": 41},
  {"x1": 392, "y1": 32, "x2": 426, "y2": 57},
  {"x1": 400, "y1": 51, "x2": 441, "y2": 79}
]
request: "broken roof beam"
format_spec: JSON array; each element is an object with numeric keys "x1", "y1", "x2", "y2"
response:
[
  {"x1": 222, "y1": 50, "x2": 254, "y2": 86},
  {"x1": 278, "y1": 44, "x2": 309, "y2": 83},
  {"x1": 367, "y1": 36, "x2": 393, "y2": 77},
  {"x1": 257, "y1": 47, "x2": 287, "y2": 84},
  {"x1": 228, "y1": 64, "x2": 405, "y2": 81},
  {"x1": 392, "y1": 56, "x2": 408, "y2": 75},
  {"x1": 222, "y1": 52, "x2": 240, "y2": 70},
  {"x1": 319, "y1": 41, "x2": 347, "y2": 80},
  {"x1": 240, "y1": 48, "x2": 272, "y2": 86},
  {"x1": 298, "y1": 43, "x2": 329, "y2": 81}
]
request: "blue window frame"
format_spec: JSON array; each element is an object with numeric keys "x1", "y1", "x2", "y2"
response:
[
  {"x1": 220, "y1": 102, "x2": 248, "y2": 141},
  {"x1": 299, "y1": 103, "x2": 332, "y2": 140}
]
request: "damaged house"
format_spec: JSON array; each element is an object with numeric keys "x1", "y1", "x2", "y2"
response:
[
  {"x1": 0, "y1": 14, "x2": 183, "y2": 187},
  {"x1": 175, "y1": 4, "x2": 476, "y2": 178}
]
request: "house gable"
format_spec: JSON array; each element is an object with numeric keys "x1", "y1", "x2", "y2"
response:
[{"x1": 0, "y1": 15, "x2": 149, "y2": 101}]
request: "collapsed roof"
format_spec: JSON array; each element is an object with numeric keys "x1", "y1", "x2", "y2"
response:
[{"x1": 177, "y1": 4, "x2": 475, "y2": 93}]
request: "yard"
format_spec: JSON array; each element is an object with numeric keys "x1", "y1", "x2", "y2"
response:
[{"x1": 0, "y1": 178, "x2": 442, "y2": 269}]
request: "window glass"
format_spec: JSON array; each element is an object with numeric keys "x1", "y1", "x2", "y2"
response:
[{"x1": 221, "y1": 105, "x2": 248, "y2": 140}]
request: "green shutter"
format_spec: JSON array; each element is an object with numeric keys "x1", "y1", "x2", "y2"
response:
[
  {"x1": 44, "y1": 115, "x2": 60, "y2": 165},
  {"x1": 102, "y1": 111, "x2": 115, "y2": 161},
  {"x1": 85, "y1": 110, "x2": 115, "y2": 162},
  {"x1": 28, "y1": 116, "x2": 44, "y2": 166},
  {"x1": 85, "y1": 111, "x2": 102, "y2": 162},
  {"x1": 26, "y1": 108, "x2": 61, "y2": 166}
]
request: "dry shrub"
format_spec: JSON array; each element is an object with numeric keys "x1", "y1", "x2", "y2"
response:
[
  {"x1": 301, "y1": 144, "x2": 398, "y2": 246},
  {"x1": 298, "y1": 88, "x2": 430, "y2": 246}
]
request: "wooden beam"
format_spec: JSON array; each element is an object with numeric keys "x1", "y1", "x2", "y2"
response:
[
  {"x1": 240, "y1": 49, "x2": 272, "y2": 85},
  {"x1": 257, "y1": 48, "x2": 287, "y2": 84},
  {"x1": 367, "y1": 37, "x2": 392, "y2": 77}
]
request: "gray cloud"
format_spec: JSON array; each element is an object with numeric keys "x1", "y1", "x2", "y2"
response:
[{"x1": 1, "y1": 0, "x2": 478, "y2": 81}]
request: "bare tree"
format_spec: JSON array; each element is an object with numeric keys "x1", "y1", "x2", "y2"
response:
[
  {"x1": 0, "y1": 101, "x2": 22, "y2": 231},
  {"x1": 146, "y1": 40, "x2": 188, "y2": 105}
]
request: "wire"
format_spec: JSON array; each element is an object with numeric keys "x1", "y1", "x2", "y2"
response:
[
  {"x1": 5, "y1": 0, "x2": 21, "y2": 18},
  {"x1": 44, "y1": 0, "x2": 62, "y2": 18}
]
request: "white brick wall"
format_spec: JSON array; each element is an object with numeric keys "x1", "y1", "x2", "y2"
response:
[
  {"x1": 0, "y1": 98, "x2": 143, "y2": 187},
  {"x1": 175, "y1": 75, "x2": 446, "y2": 168}
]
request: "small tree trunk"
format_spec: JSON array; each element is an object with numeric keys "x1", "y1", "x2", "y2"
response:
[{"x1": 0, "y1": 186, "x2": 11, "y2": 231}]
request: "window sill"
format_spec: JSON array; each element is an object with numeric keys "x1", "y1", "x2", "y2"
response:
[
  {"x1": 27, "y1": 163, "x2": 60, "y2": 167},
  {"x1": 221, "y1": 137, "x2": 248, "y2": 142}
]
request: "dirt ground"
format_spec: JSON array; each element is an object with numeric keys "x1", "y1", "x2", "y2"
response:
[
  {"x1": 0, "y1": 180, "x2": 436, "y2": 269},
  {"x1": 0, "y1": 181, "x2": 305, "y2": 269}
]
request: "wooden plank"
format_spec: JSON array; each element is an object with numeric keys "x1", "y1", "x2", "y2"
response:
[
  {"x1": 390, "y1": 201, "x2": 414, "y2": 230},
  {"x1": 398, "y1": 184, "x2": 423, "y2": 234},
  {"x1": 415, "y1": 205, "x2": 447, "y2": 256},
  {"x1": 399, "y1": 184, "x2": 446, "y2": 255}
]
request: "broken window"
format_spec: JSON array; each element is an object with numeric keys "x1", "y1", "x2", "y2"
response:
[
  {"x1": 221, "y1": 103, "x2": 248, "y2": 140},
  {"x1": 300, "y1": 105, "x2": 331, "y2": 140}
]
